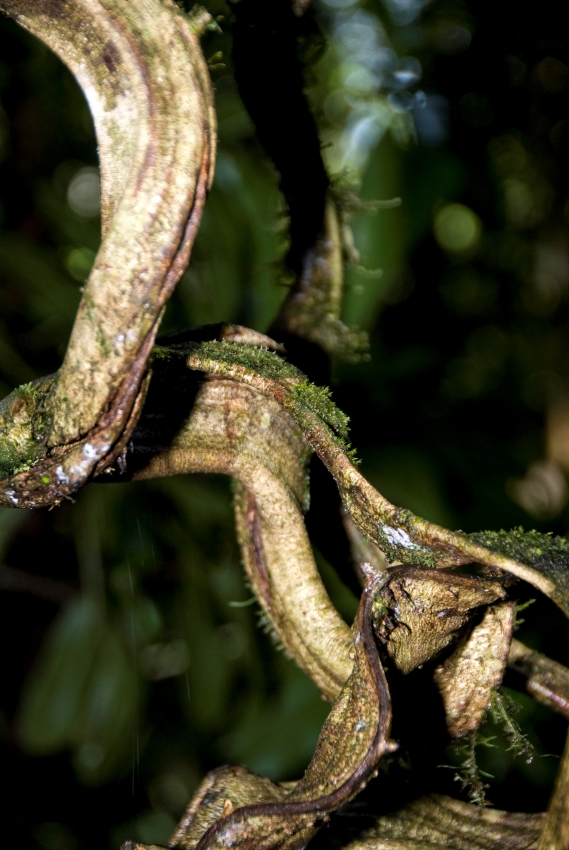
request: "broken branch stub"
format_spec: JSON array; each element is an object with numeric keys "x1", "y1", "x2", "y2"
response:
[{"x1": 0, "y1": 0, "x2": 215, "y2": 508}]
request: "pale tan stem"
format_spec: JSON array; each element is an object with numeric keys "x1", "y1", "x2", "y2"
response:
[
  {"x1": 0, "y1": 0, "x2": 215, "y2": 508},
  {"x1": 3, "y1": 0, "x2": 215, "y2": 445},
  {"x1": 538, "y1": 727, "x2": 569, "y2": 850},
  {"x1": 184, "y1": 348, "x2": 563, "y2": 609},
  {"x1": 508, "y1": 638, "x2": 569, "y2": 719},
  {"x1": 132, "y1": 378, "x2": 353, "y2": 699}
]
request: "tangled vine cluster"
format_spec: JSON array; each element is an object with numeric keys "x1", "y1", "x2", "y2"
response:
[{"x1": 1, "y1": 2, "x2": 568, "y2": 849}]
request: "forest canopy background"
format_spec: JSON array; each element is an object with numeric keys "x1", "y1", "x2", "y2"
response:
[{"x1": 1, "y1": 0, "x2": 569, "y2": 848}]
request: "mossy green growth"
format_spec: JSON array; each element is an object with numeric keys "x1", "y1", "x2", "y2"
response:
[
  {"x1": 449, "y1": 731, "x2": 493, "y2": 807},
  {"x1": 186, "y1": 4, "x2": 221, "y2": 36},
  {"x1": 447, "y1": 687, "x2": 534, "y2": 806},
  {"x1": 470, "y1": 527, "x2": 569, "y2": 612},
  {"x1": 195, "y1": 339, "x2": 304, "y2": 382},
  {"x1": 370, "y1": 511, "x2": 437, "y2": 568},
  {"x1": 489, "y1": 688, "x2": 534, "y2": 762},
  {"x1": 150, "y1": 345, "x2": 183, "y2": 364},
  {"x1": 471, "y1": 528, "x2": 569, "y2": 581},
  {"x1": 189, "y1": 340, "x2": 357, "y2": 455},
  {"x1": 290, "y1": 381, "x2": 349, "y2": 440},
  {"x1": 0, "y1": 378, "x2": 51, "y2": 479}
]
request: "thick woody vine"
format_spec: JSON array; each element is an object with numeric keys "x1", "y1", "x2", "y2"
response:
[{"x1": 1, "y1": 2, "x2": 569, "y2": 850}]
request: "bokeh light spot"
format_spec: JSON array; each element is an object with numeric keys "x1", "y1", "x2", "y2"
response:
[
  {"x1": 66, "y1": 247, "x2": 96, "y2": 282},
  {"x1": 67, "y1": 166, "x2": 100, "y2": 217},
  {"x1": 535, "y1": 56, "x2": 569, "y2": 93},
  {"x1": 433, "y1": 203, "x2": 481, "y2": 253}
]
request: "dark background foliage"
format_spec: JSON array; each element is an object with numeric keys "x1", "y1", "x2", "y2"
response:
[{"x1": 1, "y1": 0, "x2": 569, "y2": 847}]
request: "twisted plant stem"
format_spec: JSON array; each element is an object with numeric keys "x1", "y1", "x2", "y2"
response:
[
  {"x1": 183, "y1": 344, "x2": 561, "y2": 605},
  {"x1": 0, "y1": 0, "x2": 215, "y2": 508}
]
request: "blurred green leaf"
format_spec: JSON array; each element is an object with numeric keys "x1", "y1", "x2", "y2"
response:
[
  {"x1": 135, "y1": 810, "x2": 176, "y2": 846},
  {"x1": 223, "y1": 656, "x2": 328, "y2": 780},
  {"x1": 118, "y1": 597, "x2": 163, "y2": 649},
  {"x1": 72, "y1": 627, "x2": 138, "y2": 784},
  {"x1": 17, "y1": 596, "x2": 104, "y2": 754}
]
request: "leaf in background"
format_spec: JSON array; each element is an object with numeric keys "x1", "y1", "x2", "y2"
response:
[
  {"x1": 0, "y1": 503, "x2": 29, "y2": 559},
  {"x1": 18, "y1": 589, "x2": 144, "y2": 783},
  {"x1": 119, "y1": 597, "x2": 163, "y2": 650},
  {"x1": 223, "y1": 658, "x2": 328, "y2": 780},
  {"x1": 184, "y1": 573, "x2": 233, "y2": 732},
  {"x1": 17, "y1": 596, "x2": 104, "y2": 754},
  {"x1": 72, "y1": 626, "x2": 139, "y2": 784},
  {"x1": 0, "y1": 232, "x2": 80, "y2": 324},
  {"x1": 175, "y1": 151, "x2": 284, "y2": 334}
]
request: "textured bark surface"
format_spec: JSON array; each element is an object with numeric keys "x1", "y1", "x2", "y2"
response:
[
  {"x1": 0, "y1": 0, "x2": 215, "y2": 508},
  {"x1": 434, "y1": 601, "x2": 516, "y2": 738},
  {"x1": 126, "y1": 347, "x2": 353, "y2": 699},
  {"x1": 124, "y1": 565, "x2": 394, "y2": 850},
  {"x1": 2, "y1": 4, "x2": 569, "y2": 849},
  {"x1": 373, "y1": 567, "x2": 507, "y2": 675},
  {"x1": 344, "y1": 795, "x2": 544, "y2": 850}
]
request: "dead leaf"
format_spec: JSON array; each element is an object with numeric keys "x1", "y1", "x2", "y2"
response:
[{"x1": 434, "y1": 601, "x2": 516, "y2": 737}]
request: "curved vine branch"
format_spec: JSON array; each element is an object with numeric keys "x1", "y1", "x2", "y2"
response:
[
  {"x1": 113, "y1": 333, "x2": 353, "y2": 700},
  {"x1": 0, "y1": 0, "x2": 215, "y2": 508},
  {"x1": 134, "y1": 565, "x2": 395, "y2": 850},
  {"x1": 181, "y1": 342, "x2": 569, "y2": 617}
]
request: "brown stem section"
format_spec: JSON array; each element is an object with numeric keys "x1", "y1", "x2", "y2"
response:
[
  {"x1": 189, "y1": 566, "x2": 394, "y2": 850},
  {"x1": 538, "y1": 728, "x2": 569, "y2": 850},
  {"x1": 0, "y1": 0, "x2": 215, "y2": 509},
  {"x1": 231, "y1": 0, "x2": 366, "y2": 363},
  {"x1": 508, "y1": 638, "x2": 569, "y2": 719},
  {"x1": 231, "y1": 0, "x2": 328, "y2": 274},
  {"x1": 130, "y1": 370, "x2": 353, "y2": 700}
]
